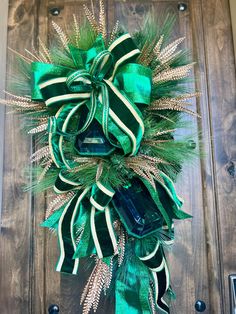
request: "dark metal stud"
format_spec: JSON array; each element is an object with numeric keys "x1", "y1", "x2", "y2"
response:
[
  {"x1": 178, "y1": 3, "x2": 187, "y2": 11},
  {"x1": 48, "y1": 304, "x2": 59, "y2": 314},
  {"x1": 50, "y1": 8, "x2": 61, "y2": 16},
  {"x1": 226, "y1": 161, "x2": 235, "y2": 178},
  {"x1": 195, "y1": 300, "x2": 206, "y2": 312}
]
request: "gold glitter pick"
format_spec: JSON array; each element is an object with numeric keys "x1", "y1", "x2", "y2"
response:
[
  {"x1": 126, "y1": 156, "x2": 165, "y2": 188},
  {"x1": 83, "y1": 4, "x2": 99, "y2": 34},
  {"x1": 153, "y1": 34, "x2": 164, "y2": 57},
  {"x1": 46, "y1": 191, "x2": 76, "y2": 219},
  {"x1": 38, "y1": 37, "x2": 52, "y2": 63},
  {"x1": 72, "y1": 14, "x2": 80, "y2": 47},
  {"x1": 99, "y1": 0, "x2": 106, "y2": 40},
  {"x1": 52, "y1": 21, "x2": 70, "y2": 52},
  {"x1": 28, "y1": 123, "x2": 48, "y2": 134},
  {"x1": 158, "y1": 37, "x2": 185, "y2": 63},
  {"x1": 113, "y1": 220, "x2": 126, "y2": 267},
  {"x1": 1, "y1": 98, "x2": 44, "y2": 111},
  {"x1": 75, "y1": 224, "x2": 85, "y2": 245},
  {"x1": 138, "y1": 36, "x2": 159, "y2": 66},
  {"x1": 37, "y1": 159, "x2": 53, "y2": 183},
  {"x1": 153, "y1": 63, "x2": 194, "y2": 83},
  {"x1": 4, "y1": 91, "x2": 31, "y2": 102},
  {"x1": 108, "y1": 20, "x2": 120, "y2": 45},
  {"x1": 149, "y1": 282, "x2": 157, "y2": 314},
  {"x1": 150, "y1": 96, "x2": 201, "y2": 118},
  {"x1": 81, "y1": 258, "x2": 113, "y2": 314},
  {"x1": 30, "y1": 146, "x2": 50, "y2": 163}
]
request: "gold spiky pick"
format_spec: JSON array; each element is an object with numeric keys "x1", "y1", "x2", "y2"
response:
[
  {"x1": 4, "y1": 91, "x2": 31, "y2": 102},
  {"x1": 72, "y1": 14, "x2": 80, "y2": 47},
  {"x1": 37, "y1": 159, "x2": 53, "y2": 183},
  {"x1": 99, "y1": 0, "x2": 106, "y2": 40},
  {"x1": 81, "y1": 258, "x2": 113, "y2": 314},
  {"x1": 153, "y1": 34, "x2": 164, "y2": 57},
  {"x1": 149, "y1": 94, "x2": 201, "y2": 118},
  {"x1": 45, "y1": 191, "x2": 76, "y2": 219},
  {"x1": 108, "y1": 20, "x2": 120, "y2": 45},
  {"x1": 30, "y1": 145, "x2": 50, "y2": 163},
  {"x1": 1, "y1": 98, "x2": 44, "y2": 111},
  {"x1": 158, "y1": 37, "x2": 185, "y2": 62},
  {"x1": 52, "y1": 21, "x2": 70, "y2": 52},
  {"x1": 8, "y1": 47, "x2": 33, "y2": 64},
  {"x1": 125, "y1": 156, "x2": 167, "y2": 188},
  {"x1": 25, "y1": 49, "x2": 43, "y2": 62},
  {"x1": 138, "y1": 35, "x2": 160, "y2": 66},
  {"x1": 38, "y1": 37, "x2": 52, "y2": 63},
  {"x1": 153, "y1": 63, "x2": 194, "y2": 83},
  {"x1": 83, "y1": 4, "x2": 99, "y2": 34},
  {"x1": 28, "y1": 123, "x2": 48, "y2": 134}
]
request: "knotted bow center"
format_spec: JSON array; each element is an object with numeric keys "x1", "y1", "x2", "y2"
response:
[{"x1": 66, "y1": 50, "x2": 113, "y2": 95}]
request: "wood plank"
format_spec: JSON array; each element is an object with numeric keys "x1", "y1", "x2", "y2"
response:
[
  {"x1": 229, "y1": 0, "x2": 236, "y2": 57},
  {"x1": 0, "y1": 0, "x2": 8, "y2": 217},
  {"x1": 200, "y1": 0, "x2": 236, "y2": 312},
  {"x1": 0, "y1": 1, "x2": 39, "y2": 313},
  {"x1": 190, "y1": 1, "x2": 224, "y2": 312}
]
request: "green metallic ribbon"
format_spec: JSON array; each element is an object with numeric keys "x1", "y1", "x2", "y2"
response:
[
  {"x1": 115, "y1": 259, "x2": 151, "y2": 314},
  {"x1": 31, "y1": 33, "x2": 152, "y2": 168}
]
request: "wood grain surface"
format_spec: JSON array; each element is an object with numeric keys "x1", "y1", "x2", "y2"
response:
[
  {"x1": 0, "y1": 0, "x2": 8, "y2": 220},
  {"x1": 0, "y1": 1, "x2": 39, "y2": 313},
  {"x1": 0, "y1": 0, "x2": 235, "y2": 314}
]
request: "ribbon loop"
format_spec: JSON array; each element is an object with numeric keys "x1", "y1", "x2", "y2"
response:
[
  {"x1": 90, "y1": 50, "x2": 113, "y2": 81},
  {"x1": 90, "y1": 181, "x2": 115, "y2": 211},
  {"x1": 66, "y1": 70, "x2": 92, "y2": 93}
]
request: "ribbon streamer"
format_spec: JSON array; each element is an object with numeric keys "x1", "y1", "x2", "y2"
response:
[
  {"x1": 139, "y1": 240, "x2": 171, "y2": 314},
  {"x1": 44, "y1": 171, "x2": 118, "y2": 273}
]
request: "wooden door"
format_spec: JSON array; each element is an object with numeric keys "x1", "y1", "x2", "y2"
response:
[{"x1": 0, "y1": 0, "x2": 235, "y2": 313}]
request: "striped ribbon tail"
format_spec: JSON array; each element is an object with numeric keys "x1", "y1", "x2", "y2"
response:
[
  {"x1": 54, "y1": 171, "x2": 81, "y2": 194},
  {"x1": 139, "y1": 241, "x2": 170, "y2": 314},
  {"x1": 103, "y1": 79, "x2": 144, "y2": 155},
  {"x1": 90, "y1": 182, "x2": 118, "y2": 258},
  {"x1": 56, "y1": 188, "x2": 89, "y2": 274},
  {"x1": 108, "y1": 33, "x2": 140, "y2": 80}
]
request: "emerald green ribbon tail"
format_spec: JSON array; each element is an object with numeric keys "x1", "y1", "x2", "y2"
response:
[{"x1": 115, "y1": 255, "x2": 151, "y2": 314}]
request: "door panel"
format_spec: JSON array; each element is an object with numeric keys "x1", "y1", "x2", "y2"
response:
[{"x1": 0, "y1": 0, "x2": 235, "y2": 313}]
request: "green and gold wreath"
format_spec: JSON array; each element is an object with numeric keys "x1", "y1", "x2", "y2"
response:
[{"x1": 3, "y1": 2, "x2": 200, "y2": 313}]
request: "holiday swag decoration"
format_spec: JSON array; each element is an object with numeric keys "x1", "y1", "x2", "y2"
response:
[{"x1": 4, "y1": 2, "x2": 200, "y2": 313}]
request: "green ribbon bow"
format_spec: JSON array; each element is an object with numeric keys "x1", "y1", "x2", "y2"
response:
[{"x1": 31, "y1": 33, "x2": 152, "y2": 169}]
